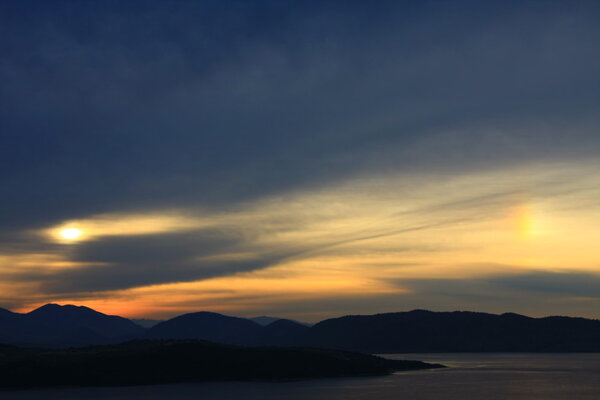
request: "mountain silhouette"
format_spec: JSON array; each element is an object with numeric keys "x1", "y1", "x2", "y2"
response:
[
  {"x1": 251, "y1": 316, "x2": 311, "y2": 327},
  {"x1": 251, "y1": 316, "x2": 282, "y2": 326},
  {"x1": 123, "y1": 309, "x2": 600, "y2": 352},
  {"x1": 131, "y1": 318, "x2": 163, "y2": 328},
  {"x1": 304, "y1": 310, "x2": 600, "y2": 352},
  {"x1": 0, "y1": 304, "x2": 144, "y2": 347},
  {"x1": 2, "y1": 306, "x2": 600, "y2": 352},
  {"x1": 257, "y1": 318, "x2": 311, "y2": 346},
  {"x1": 0, "y1": 308, "x2": 40, "y2": 345},
  {"x1": 146, "y1": 311, "x2": 263, "y2": 345}
]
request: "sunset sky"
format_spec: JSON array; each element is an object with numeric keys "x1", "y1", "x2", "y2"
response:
[{"x1": 1, "y1": 0, "x2": 600, "y2": 321}]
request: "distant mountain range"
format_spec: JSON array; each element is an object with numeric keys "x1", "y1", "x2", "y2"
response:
[
  {"x1": 147, "y1": 312, "x2": 312, "y2": 347},
  {"x1": 2, "y1": 305, "x2": 600, "y2": 352},
  {"x1": 304, "y1": 310, "x2": 600, "y2": 353}
]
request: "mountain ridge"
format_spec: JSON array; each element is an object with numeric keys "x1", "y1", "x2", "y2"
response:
[
  {"x1": 147, "y1": 311, "x2": 263, "y2": 345},
  {"x1": 2, "y1": 305, "x2": 600, "y2": 352},
  {"x1": 0, "y1": 303, "x2": 144, "y2": 348}
]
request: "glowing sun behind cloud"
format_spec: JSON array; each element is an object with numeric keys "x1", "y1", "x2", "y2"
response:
[
  {"x1": 45, "y1": 212, "x2": 205, "y2": 244},
  {"x1": 59, "y1": 228, "x2": 83, "y2": 241}
]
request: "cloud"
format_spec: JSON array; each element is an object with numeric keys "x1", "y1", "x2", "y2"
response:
[
  {"x1": 384, "y1": 270, "x2": 600, "y2": 317},
  {"x1": 220, "y1": 270, "x2": 600, "y2": 321},
  {"x1": 2, "y1": 1, "x2": 600, "y2": 316},
  {"x1": 490, "y1": 271, "x2": 600, "y2": 298},
  {"x1": 36, "y1": 229, "x2": 290, "y2": 293},
  {"x1": 4, "y1": 161, "x2": 600, "y2": 305},
  {"x1": 1, "y1": 0, "x2": 599, "y2": 233},
  {"x1": 401, "y1": 270, "x2": 600, "y2": 300}
]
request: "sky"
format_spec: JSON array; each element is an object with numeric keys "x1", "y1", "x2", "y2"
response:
[{"x1": 1, "y1": 0, "x2": 600, "y2": 322}]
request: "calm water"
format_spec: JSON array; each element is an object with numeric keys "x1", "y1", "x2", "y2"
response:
[{"x1": 3, "y1": 353, "x2": 600, "y2": 399}]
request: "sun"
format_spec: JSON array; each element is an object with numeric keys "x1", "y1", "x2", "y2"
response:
[{"x1": 59, "y1": 228, "x2": 83, "y2": 240}]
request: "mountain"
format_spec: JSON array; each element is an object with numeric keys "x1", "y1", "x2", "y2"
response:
[
  {"x1": 0, "y1": 308, "x2": 40, "y2": 345},
  {"x1": 147, "y1": 311, "x2": 263, "y2": 345},
  {"x1": 257, "y1": 319, "x2": 311, "y2": 346},
  {"x1": 3, "y1": 306, "x2": 600, "y2": 352},
  {"x1": 148, "y1": 309, "x2": 600, "y2": 352},
  {"x1": 304, "y1": 310, "x2": 600, "y2": 353},
  {"x1": 0, "y1": 339, "x2": 444, "y2": 388},
  {"x1": 28, "y1": 304, "x2": 143, "y2": 336},
  {"x1": 251, "y1": 316, "x2": 283, "y2": 326},
  {"x1": 130, "y1": 318, "x2": 164, "y2": 328},
  {"x1": 0, "y1": 308, "x2": 15, "y2": 317},
  {"x1": 147, "y1": 313, "x2": 312, "y2": 347},
  {"x1": 251, "y1": 316, "x2": 312, "y2": 327},
  {"x1": 0, "y1": 304, "x2": 144, "y2": 347}
]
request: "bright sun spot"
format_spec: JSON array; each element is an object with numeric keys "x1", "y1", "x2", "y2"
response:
[{"x1": 60, "y1": 228, "x2": 83, "y2": 240}]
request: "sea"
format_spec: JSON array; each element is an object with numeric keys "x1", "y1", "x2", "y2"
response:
[{"x1": 3, "y1": 353, "x2": 600, "y2": 399}]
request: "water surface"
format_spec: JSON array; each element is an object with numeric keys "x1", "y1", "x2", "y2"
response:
[{"x1": 4, "y1": 353, "x2": 600, "y2": 399}]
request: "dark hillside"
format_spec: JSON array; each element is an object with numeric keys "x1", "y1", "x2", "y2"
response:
[{"x1": 0, "y1": 340, "x2": 444, "y2": 388}]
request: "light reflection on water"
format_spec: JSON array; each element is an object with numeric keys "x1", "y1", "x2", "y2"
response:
[{"x1": 3, "y1": 353, "x2": 600, "y2": 400}]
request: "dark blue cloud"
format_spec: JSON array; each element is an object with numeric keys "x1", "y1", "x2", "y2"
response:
[
  {"x1": 2, "y1": 0, "x2": 599, "y2": 231},
  {"x1": 490, "y1": 271, "x2": 600, "y2": 298},
  {"x1": 1, "y1": 1, "x2": 600, "y2": 309},
  {"x1": 10, "y1": 228, "x2": 294, "y2": 293},
  {"x1": 398, "y1": 271, "x2": 600, "y2": 299},
  {"x1": 384, "y1": 271, "x2": 600, "y2": 316}
]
